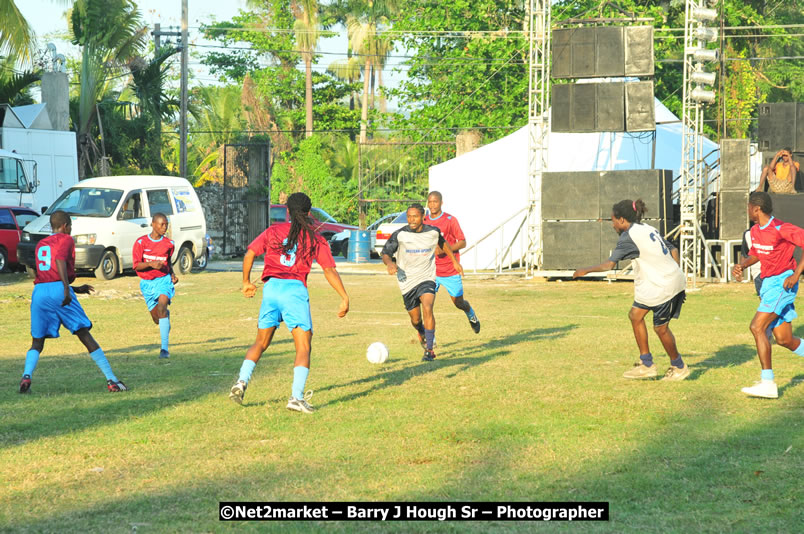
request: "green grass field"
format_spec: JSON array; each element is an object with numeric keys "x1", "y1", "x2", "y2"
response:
[{"x1": 1, "y1": 268, "x2": 802, "y2": 533}]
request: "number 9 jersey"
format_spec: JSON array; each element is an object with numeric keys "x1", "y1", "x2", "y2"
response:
[
  {"x1": 248, "y1": 222, "x2": 336, "y2": 286},
  {"x1": 34, "y1": 233, "x2": 76, "y2": 285}
]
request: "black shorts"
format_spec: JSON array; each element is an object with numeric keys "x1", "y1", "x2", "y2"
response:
[
  {"x1": 633, "y1": 291, "x2": 686, "y2": 327},
  {"x1": 402, "y1": 280, "x2": 437, "y2": 311}
]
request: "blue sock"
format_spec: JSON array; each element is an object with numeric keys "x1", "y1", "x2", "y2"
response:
[
  {"x1": 292, "y1": 366, "x2": 309, "y2": 400},
  {"x1": 640, "y1": 353, "x2": 654, "y2": 367},
  {"x1": 159, "y1": 317, "x2": 170, "y2": 351},
  {"x1": 670, "y1": 356, "x2": 684, "y2": 369},
  {"x1": 793, "y1": 338, "x2": 804, "y2": 357},
  {"x1": 90, "y1": 348, "x2": 117, "y2": 382},
  {"x1": 761, "y1": 369, "x2": 774, "y2": 381},
  {"x1": 24, "y1": 349, "x2": 40, "y2": 377},
  {"x1": 464, "y1": 306, "x2": 476, "y2": 320},
  {"x1": 238, "y1": 360, "x2": 256, "y2": 384},
  {"x1": 425, "y1": 329, "x2": 435, "y2": 350}
]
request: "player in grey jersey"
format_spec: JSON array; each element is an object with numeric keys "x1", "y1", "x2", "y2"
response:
[{"x1": 382, "y1": 203, "x2": 463, "y2": 361}]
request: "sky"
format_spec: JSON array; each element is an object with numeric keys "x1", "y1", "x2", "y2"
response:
[{"x1": 18, "y1": 0, "x2": 401, "y2": 99}]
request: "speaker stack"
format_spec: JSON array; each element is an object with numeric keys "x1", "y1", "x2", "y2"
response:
[
  {"x1": 541, "y1": 170, "x2": 672, "y2": 269},
  {"x1": 718, "y1": 139, "x2": 750, "y2": 240}
]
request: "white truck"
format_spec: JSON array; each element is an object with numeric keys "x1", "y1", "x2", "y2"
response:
[{"x1": 0, "y1": 126, "x2": 79, "y2": 213}]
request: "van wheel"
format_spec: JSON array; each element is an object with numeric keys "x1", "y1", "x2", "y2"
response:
[
  {"x1": 177, "y1": 246, "x2": 194, "y2": 275},
  {"x1": 193, "y1": 249, "x2": 208, "y2": 272},
  {"x1": 340, "y1": 239, "x2": 349, "y2": 258},
  {"x1": 0, "y1": 247, "x2": 8, "y2": 273},
  {"x1": 95, "y1": 250, "x2": 118, "y2": 280}
]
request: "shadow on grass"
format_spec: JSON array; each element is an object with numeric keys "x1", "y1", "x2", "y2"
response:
[
  {"x1": 687, "y1": 344, "x2": 757, "y2": 381},
  {"x1": 316, "y1": 326, "x2": 577, "y2": 407}
]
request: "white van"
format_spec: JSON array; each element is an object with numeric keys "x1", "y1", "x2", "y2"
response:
[{"x1": 18, "y1": 176, "x2": 207, "y2": 280}]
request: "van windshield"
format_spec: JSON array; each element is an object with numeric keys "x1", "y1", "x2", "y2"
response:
[{"x1": 48, "y1": 187, "x2": 124, "y2": 217}]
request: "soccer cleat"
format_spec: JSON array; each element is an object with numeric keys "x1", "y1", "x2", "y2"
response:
[
  {"x1": 19, "y1": 374, "x2": 31, "y2": 394},
  {"x1": 422, "y1": 348, "x2": 437, "y2": 362},
  {"x1": 107, "y1": 380, "x2": 128, "y2": 392},
  {"x1": 469, "y1": 315, "x2": 481, "y2": 334},
  {"x1": 229, "y1": 380, "x2": 247, "y2": 405},
  {"x1": 661, "y1": 364, "x2": 691, "y2": 381},
  {"x1": 416, "y1": 331, "x2": 427, "y2": 349},
  {"x1": 741, "y1": 380, "x2": 778, "y2": 399},
  {"x1": 622, "y1": 362, "x2": 658, "y2": 379},
  {"x1": 159, "y1": 349, "x2": 170, "y2": 359},
  {"x1": 286, "y1": 391, "x2": 315, "y2": 414}
]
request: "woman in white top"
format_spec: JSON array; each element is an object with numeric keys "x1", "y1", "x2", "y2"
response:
[{"x1": 573, "y1": 199, "x2": 690, "y2": 381}]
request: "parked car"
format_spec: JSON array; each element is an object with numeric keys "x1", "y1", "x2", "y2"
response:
[
  {"x1": 0, "y1": 206, "x2": 40, "y2": 272},
  {"x1": 374, "y1": 211, "x2": 410, "y2": 255},
  {"x1": 269, "y1": 205, "x2": 357, "y2": 244},
  {"x1": 329, "y1": 211, "x2": 402, "y2": 258},
  {"x1": 18, "y1": 176, "x2": 207, "y2": 280}
]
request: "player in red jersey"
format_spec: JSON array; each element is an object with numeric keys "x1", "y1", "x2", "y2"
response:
[
  {"x1": 133, "y1": 213, "x2": 177, "y2": 359},
  {"x1": 20, "y1": 210, "x2": 127, "y2": 393},
  {"x1": 228, "y1": 193, "x2": 349, "y2": 413},
  {"x1": 424, "y1": 191, "x2": 480, "y2": 341},
  {"x1": 732, "y1": 192, "x2": 804, "y2": 398}
]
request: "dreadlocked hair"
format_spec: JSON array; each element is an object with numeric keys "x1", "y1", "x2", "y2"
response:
[
  {"x1": 279, "y1": 192, "x2": 317, "y2": 261},
  {"x1": 612, "y1": 199, "x2": 647, "y2": 223}
]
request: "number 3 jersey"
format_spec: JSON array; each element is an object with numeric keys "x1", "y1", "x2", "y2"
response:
[
  {"x1": 247, "y1": 222, "x2": 336, "y2": 286},
  {"x1": 608, "y1": 222, "x2": 686, "y2": 306},
  {"x1": 34, "y1": 233, "x2": 76, "y2": 285}
]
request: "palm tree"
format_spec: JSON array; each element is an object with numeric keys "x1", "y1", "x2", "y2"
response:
[
  {"x1": 188, "y1": 85, "x2": 244, "y2": 184},
  {"x1": 327, "y1": 56, "x2": 361, "y2": 111},
  {"x1": 0, "y1": 0, "x2": 37, "y2": 70},
  {"x1": 70, "y1": 0, "x2": 148, "y2": 177},
  {"x1": 292, "y1": 0, "x2": 322, "y2": 138}
]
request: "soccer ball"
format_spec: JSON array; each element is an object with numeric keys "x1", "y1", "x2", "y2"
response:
[{"x1": 366, "y1": 342, "x2": 389, "y2": 364}]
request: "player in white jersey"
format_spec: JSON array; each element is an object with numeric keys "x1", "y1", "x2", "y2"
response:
[{"x1": 573, "y1": 199, "x2": 690, "y2": 381}]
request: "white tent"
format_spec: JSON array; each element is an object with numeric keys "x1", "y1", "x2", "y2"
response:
[{"x1": 429, "y1": 99, "x2": 720, "y2": 271}]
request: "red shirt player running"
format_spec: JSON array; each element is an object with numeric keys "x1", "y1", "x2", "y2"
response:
[
  {"x1": 424, "y1": 190, "x2": 480, "y2": 335},
  {"x1": 228, "y1": 192, "x2": 349, "y2": 414}
]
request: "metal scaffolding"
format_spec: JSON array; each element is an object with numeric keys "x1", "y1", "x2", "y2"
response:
[
  {"x1": 525, "y1": 0, "x2": 551, "y2": 276},
  {"x1": 677, "y1": 0, "x2": 721, "y2": 286}
]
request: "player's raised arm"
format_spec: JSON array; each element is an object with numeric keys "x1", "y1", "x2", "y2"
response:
[
  {"x1": 242, "y1": 248, "x2": 258, "y2": 298},
  {"x1": 572, "y1": 260, "x2": 617, "y2": 279}
]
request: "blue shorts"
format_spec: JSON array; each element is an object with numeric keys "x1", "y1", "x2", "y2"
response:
[
  {"x1": 30, "y1": 282, "x2": 93, "y2": 339},
  {"x1": 758, "y1": 270, "x2": 798, "y2": 329},
  {"x1": 259, "y1": 278, "x2": 312, "y2": 332},
  {"x1": 435, "y1": 274, "x2": 464, "y2": 298},
  {"x1": 140, "y1": 276, "x2": 175, "y2": 311}
]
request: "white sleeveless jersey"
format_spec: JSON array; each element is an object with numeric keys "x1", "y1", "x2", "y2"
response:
[{"x1": 608, "y1": 222, "x2": 686, "y2": 306}]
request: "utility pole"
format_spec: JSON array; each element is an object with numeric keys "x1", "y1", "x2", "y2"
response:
[{"x1": 180, "y1": 0, "x2": 189, "y2": 179}]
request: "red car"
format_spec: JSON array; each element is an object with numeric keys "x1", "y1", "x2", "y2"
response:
[
  {"x1": 0, "y1": 206, "x2": 40, "y2": 272},
  {"x1": 269, "y1": 205, "x2": 357, "y2": 242}
]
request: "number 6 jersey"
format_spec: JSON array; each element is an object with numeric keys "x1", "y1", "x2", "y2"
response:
[
  {"x1": 34, "y1": 233, "x2": 76, "y2": 284},
  {"x1": 608, "y1": 222, "x2": 686, "y2": 306},
  {"x1": 247, "y1": 222, "x2": 336, "y2": 286}
]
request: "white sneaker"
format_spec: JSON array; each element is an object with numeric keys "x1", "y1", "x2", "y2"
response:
[
  {"x1": 229, "y1": 380, "x2": 247, "y2": 404},
  {"x1": 741, "y1": 380, "x2": 778, "y2": 399},
  {"x1": 287, "y1": 391, "x2": 315, "y2": 413}
]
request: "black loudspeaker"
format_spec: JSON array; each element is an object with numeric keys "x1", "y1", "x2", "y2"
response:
[
  {"x1": 625, "y1": 26, "x2": 654, "y2": 76},
  {"x1": 551, "y1": 82, "x2": 654, "y2": 133},
  {"x1": 720, "y1": 139, "x2": 750, "y2": 191},
  {"x1": 758, "y1": 103, "x2": 804, "y2": 153},
  {"x1": 719, "y1": 191, "x2": 748, "y2": 240},
  {"x1": 768, "y1": 193, "x2": 804, "y2": 228},
  {"x1": 543, "y1": 221, "x2": 601, "y2": 269},
  {"x1": 552, "y1": 26, "x2": 654, "y2": 79},
  {"x1": 625, "y1": 81, "x2": 655, "y2": 132},
  {"x1": 597, "y1": 169, "x2": 672, "y2": 221},
  {"x1": 542, "y1": 170, "x2": 672, "y2": 222},
  {"x1": 541, "y1": 172, "x2": 600, "y2": 220}
]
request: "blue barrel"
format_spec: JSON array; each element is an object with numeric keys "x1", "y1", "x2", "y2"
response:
[{"x1": 347, "y1": 230, "x2": 371, "y2": 263}]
